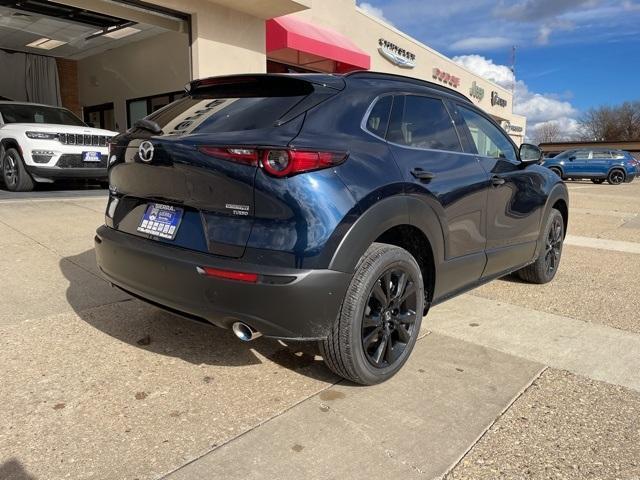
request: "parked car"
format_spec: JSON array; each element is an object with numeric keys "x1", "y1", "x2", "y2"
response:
[
  {"x1": 0, "y1": 101, "x2": 117, "y2": 191},
  {"x1": 541, "y1": 148, "x2": 637, "y2": 185},
  {"x1": 95, "y1": 72, "x2": 569, "y2": 385}
]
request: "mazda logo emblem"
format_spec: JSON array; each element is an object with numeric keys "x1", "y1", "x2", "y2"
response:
[{"x1": 139, "y1": 141, "x2": 154, "y2": 162}]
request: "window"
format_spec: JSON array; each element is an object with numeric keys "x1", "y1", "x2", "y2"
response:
[
  {"x1": 0, "y1": 104, "x2": 85, "y2": 126},
  {"x1": 591, "y1": 151, "x2": 612, "y2": 159},
  {"x1": 458, "y1": 106, "x2": 517, "y2": 162},
  {"x1": 126, "y1": 91, "x2": 185, "y2": 128},
  {"x1": 574, "y1": 150, "x2": 590, "y2": 159},
  {"x1": 387, "y1": 95, "x2": 462, "y2": 152},
  {"x1": 364, "y1": 95, "x2": 392, "y2": 138}
]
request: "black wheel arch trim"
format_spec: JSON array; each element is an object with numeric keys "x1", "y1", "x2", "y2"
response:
[{"x1": 328, "y1": 194, "x2": 445, "y2": 275}]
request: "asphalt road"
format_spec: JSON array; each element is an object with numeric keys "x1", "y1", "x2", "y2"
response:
[{"x1": 0, "y1": 180, "x2": 639, "y2": 480}]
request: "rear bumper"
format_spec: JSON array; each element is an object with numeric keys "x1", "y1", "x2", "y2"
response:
[
  {"x1": 26, "y1": 165, "x2": 107, "y2": 180},
  {"x1": 94, "y1": 225, "x2": 351, "y2": 340}
]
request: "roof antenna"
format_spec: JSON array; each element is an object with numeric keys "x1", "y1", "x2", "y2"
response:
[{"x1": 510, "y1": 45, "x2": 517, "y2": 107}]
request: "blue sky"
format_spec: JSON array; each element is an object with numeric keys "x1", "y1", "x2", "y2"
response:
[{"x1": 357, "y1": 0, "x2": 640, "y2": 137}]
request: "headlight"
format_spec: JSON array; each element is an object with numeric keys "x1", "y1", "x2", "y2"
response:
[{"x1": 26, "y1": 131, "x2": 58, "y2": 140}]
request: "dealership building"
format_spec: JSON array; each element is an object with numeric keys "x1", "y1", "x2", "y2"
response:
[{"x1": 0, "y1": 0, "x2": 526, "y2": 143}]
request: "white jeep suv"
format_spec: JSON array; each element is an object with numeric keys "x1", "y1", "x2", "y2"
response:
[{"x1": 0, "y1": 101, "x2": 117, "y2": 191}]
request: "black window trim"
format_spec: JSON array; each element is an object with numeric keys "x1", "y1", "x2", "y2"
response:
[
  {"x1": 360, "y1": 92, "x2": 394, "y2": 142},
  {"x1": 454, "y1": 102, "x2": 520, "y2": 164},
  {"x1": 362, "y1": 91, "x2": 472, "y2": 156}
]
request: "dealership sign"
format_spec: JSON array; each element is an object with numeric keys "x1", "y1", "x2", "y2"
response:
[
  {"x1": 469, "y1": 81, "x2": 485, "y2": 101},
  {"x1": 378, "y1": 39, "x2": 416, "y2": 69},
  {"x1": 432, "y1": 68, "x2": 460, "y2": 88},
  {"x1": 491, "y1": 91, "x2": 508, "y2": 108},
  {"x1": 501, "y1": 121, "x2": 524, "y2": 133}
]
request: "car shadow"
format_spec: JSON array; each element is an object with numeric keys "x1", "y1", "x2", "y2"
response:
[
  {"x1": 0, "y1": 458, "x2": 37, "y2": 480},
  {"x1": 60, "y1": 249, "x2": 335, "y2": 383},
  {"x1": 496, "y1": 273, "x2": 530, "y2": 284}
]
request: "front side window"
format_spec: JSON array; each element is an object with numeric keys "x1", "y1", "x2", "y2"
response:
[
  {"x1": 387, "y1": 95, "x2": 462, "y2": 152},
  {"x1": 458, "y1": 106, "x2": 517, "y2": 162}
]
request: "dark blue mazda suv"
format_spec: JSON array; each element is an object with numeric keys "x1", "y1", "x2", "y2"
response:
[{"x1": 96, "y1": 72, "x2": 569, "y2": 384}]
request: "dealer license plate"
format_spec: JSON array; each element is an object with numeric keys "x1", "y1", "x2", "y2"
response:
[
  {"x1": 137, "y1": 203, "x2": 183, "y2": 240},
  {"x1": 82, "y1": 151, "x2": 102, "y2": 163}
]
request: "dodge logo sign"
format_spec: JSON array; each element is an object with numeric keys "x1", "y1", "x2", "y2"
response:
[{"x1": 139, "y1": 141, "x2": 154, "y2": 162}]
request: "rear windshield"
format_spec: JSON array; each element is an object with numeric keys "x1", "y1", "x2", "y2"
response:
[
  {"x1": 148, "y1": 78, "x2": 314, "y2": 135},
  {"x1": 0, "y1": 104, "x2": 85, "y2": 126}
]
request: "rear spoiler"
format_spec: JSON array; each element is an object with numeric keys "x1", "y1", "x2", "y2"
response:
[
  {"x1": 185, "y1": 73, "x2": 346, "y2": 127},
  {"x1": 185, "y1": 73, "x2": 346, "y2": 94}
]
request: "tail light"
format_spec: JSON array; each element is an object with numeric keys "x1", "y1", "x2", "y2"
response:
[{"x1": 198, "y1": 146, "x2": 347, "y2": 177}]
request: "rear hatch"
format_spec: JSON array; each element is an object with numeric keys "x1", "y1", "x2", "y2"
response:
[{"x1": 107, "y1": 74, "x2": 344, "y2": 258}]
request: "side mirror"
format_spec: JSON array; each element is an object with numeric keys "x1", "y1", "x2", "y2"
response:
[
  {"x1": 569, "y1": 156, "x2": 576, "y2": 161},
  {"x1": 519, "y1": 143, "x2": 542, "y2": 164}
]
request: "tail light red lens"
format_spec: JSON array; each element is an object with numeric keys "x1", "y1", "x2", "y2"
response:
[
  {"x1": 198, "y1": 147, "x2": 259, "y2": 166},
  {"x1": 196, "y1": 266, "x2": 258, "y2": 283},
  {"x1": 199, "y1": 146, "x2": 347, "y2": 177}
]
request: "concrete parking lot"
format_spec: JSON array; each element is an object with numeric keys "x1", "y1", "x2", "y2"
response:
[{"x1": 1, "y1": 181, "x2": 639, "y2": 480}]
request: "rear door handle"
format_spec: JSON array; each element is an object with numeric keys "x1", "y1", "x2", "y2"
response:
[
  {"x1": 491, "y1": 176, "x2": 505, "y2": 186},
  {"x1": 411, "y1": 168, "x2": 435, "y2": 180}
]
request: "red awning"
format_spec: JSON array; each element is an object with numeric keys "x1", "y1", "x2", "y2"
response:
[{"x1": 266, "y1": 16, "x2": 370, "y2": 73}]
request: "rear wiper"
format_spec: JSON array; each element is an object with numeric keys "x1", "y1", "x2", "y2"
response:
[{"x1": 133, "y1": 119, "x2": 163, "y2": 135}]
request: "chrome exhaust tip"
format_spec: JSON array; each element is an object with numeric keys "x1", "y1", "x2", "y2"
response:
[{"x1": 232, "y1": 322, "x2": 262, "y2": 342}]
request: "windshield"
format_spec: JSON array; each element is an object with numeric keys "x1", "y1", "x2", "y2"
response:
[{"x1": 0, "y1": 104, "x2": 86, "y2": 126}]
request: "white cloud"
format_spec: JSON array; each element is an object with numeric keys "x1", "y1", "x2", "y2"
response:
[
  {"x1": 453, "y1": 55, "x2": 580, "y2": 139},
  {"x1": 450, "y1": 36, "x2": 513, "y2": 51},
  {"x1": 357, "y1": 2, "x2": 394, "y2": 25}
]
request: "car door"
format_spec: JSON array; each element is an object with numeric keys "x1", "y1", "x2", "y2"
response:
[
  {"x1": 384, "y1": 94, "x2": 489, "y2": 296},
  {"x1": 589, "y1": 150, "x2": 612, "y2": 177},
  {"x1": 565, "y1": 149, "x2": 589, "y2": 176},
  {"x1": 454, "y1": 104, "x2": 547, "y2": 279}
]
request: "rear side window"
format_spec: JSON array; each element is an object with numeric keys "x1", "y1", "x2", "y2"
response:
[
  {"x1": 364, "y1": 95, "x2": 392, "y2": 138},
  {"x1": 591, "y1": 151, "x2": 612, "y2": 159},
  {"x1": 458, "y1": 106, "x2": 517, "y2": 162},
  {"x1": 387, "y1": 95, "x2": 462, "y2": 152},
  {"x1": 147, "y1": 77, "x2": 317, "y2": 136}
]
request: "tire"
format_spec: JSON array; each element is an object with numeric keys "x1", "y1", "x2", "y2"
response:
[
  {"x1": 2, "y1": 148, "x2": 34, "y2": 192},
  {"x1": 320, "y1": 243, "x2": 425, "y2": 385},
  {"x1": 591, "y1": 178, "x2": 605, "y2": 184},
  {"x1": 607, "y1": 169, "x2": 625, "y2": 185},
  {"x1": 549, "y1": 167, "x2": 563, "y2": 179},
  {"x1": 517, "y1": 208, "x2": 564, "y2": 284}
]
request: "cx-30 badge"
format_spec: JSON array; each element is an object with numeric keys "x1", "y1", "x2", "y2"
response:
[{"x1": 139, "y1": 141, "x2": 154, "y2": 162}]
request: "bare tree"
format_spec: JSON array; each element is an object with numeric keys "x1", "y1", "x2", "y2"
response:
[
  {"x1": 532, "y1": 121, "x2": 562, "y2": 145},
  {"x1": 580, "y1": 101, "x2": 640, "y2": 141}
]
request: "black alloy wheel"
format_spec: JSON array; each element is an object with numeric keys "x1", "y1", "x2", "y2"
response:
[
  {"x1": 516, "y1": 208, "x2": 564, "y2": 284},
  {"x1": 549, "y1": 167, "x2": 562, "y2": 179},
  {"x1": 544, "y1": 214, "x2": 563, "y2": 277},
  {"x1": 608, "y1": 169, "x2": 625, "y2": 185},
  {"x1": 320, "y1": 243, "x2": 425, "y2": 385},
  {"x1": 362, "y1": 268, "x2": 418, "y2": 368}
]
